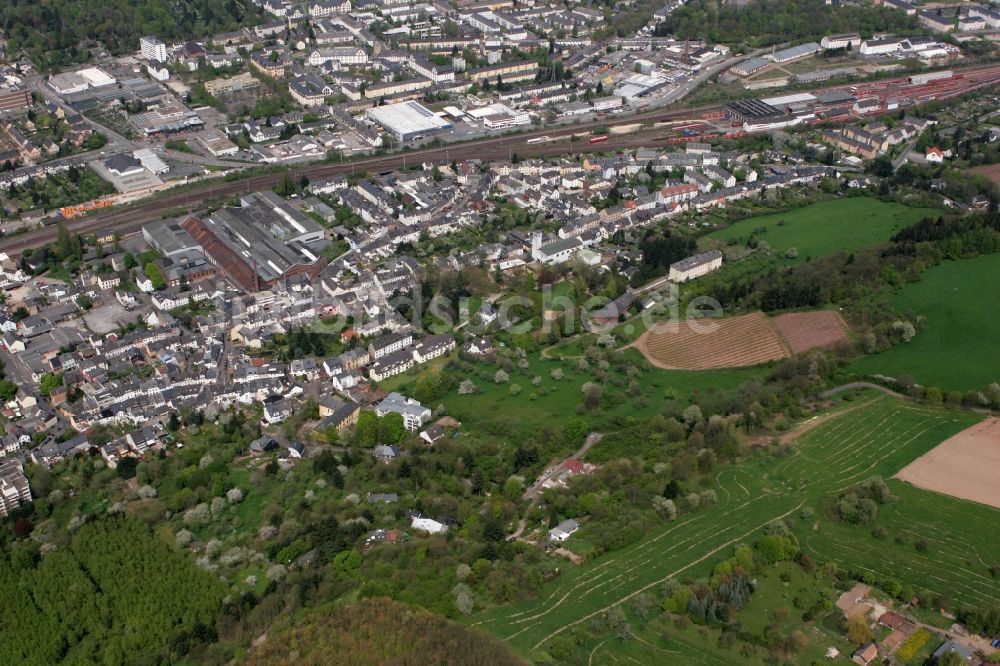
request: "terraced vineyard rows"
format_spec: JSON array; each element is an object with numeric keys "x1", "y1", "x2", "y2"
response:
[
  {"x1": 469, "y1": 397, "x2": 999, "y2": 660},
  {"x1": 640, "y1": 312, "x2": 790, "y2": 370}
]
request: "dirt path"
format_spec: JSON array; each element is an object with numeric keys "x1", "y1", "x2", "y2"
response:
[
  {"x1": 776, "y1": 398, "x2": 877, "y2": 445},
  {"x1": 820, "y1": 382, "x2": 903, "y2": 400}
]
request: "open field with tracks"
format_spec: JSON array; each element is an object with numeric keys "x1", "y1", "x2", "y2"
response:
[
  {"x1": 635, "y1": 312, "x2": 788, "y2": 369},
  {"x1": 469, "y1": 396, "x2": 999, "y2": 662}
]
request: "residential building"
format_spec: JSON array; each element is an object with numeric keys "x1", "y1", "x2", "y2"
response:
[
  {"x1": 375, "y1": 392, "x2": 431, "y2": 430},
  {"x1": 548, "y1": 518, "x2": 580, "y2": 542},
  {"x1": 140, "y1": 36, "x2": 168, "y2": 62},
  {"x1": 669, "y1": 250, "x2": 723, "y2": 282},
  {"x1": 0, "y1": 459, "x2": 31, "y2": 517}
]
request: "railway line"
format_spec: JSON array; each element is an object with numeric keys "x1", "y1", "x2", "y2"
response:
[{"x1": 3, "y1": 62, "x2": 1000, "y2": 257}]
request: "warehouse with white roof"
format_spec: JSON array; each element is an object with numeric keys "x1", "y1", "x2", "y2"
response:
[{"x1": 366, "y1": 100, "x2": 452, "y2": 142}]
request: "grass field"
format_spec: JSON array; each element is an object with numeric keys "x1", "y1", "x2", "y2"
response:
[
  {"x1": 468, "y1": 396, "x2": 1000, "y2": 661},
  {"x1": 849, "y1": 253, "x2": 1000, "y2": 391},
  {"x1": 387, "y1": 348, "x2": 765, "y2": 429},
  {"x1": 702, "y1": 198, "x2": 935, "y2": 262}
]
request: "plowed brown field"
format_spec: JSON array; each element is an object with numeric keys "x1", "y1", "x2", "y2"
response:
[
  {"x1": 895, "y1": 417, "x2": 1000, "y2": 509},
  {"x1": 633, "y1": 310, "x2": 853, "y2": 370},
  {"x1": 773, "y1": 310, "x2": 850, "y2": 354},
  {"x1": 636, "y1": 312, "x2": 790, "y2": 370}
]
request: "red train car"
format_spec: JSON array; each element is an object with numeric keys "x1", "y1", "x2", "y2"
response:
[{"x1": 589, "y1": 135, "x2": 609, "y2": 144}]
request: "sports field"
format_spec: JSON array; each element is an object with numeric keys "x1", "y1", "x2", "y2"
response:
[
  {"x1": 469, "y1": 397, "x2": 999, "y2": 661},
  {"x1": 703, "y1": 198, "x2": 935, "y2": 261},
  {"x1": 850, "y1": 253, "x2": 1000, "y2": 391}
]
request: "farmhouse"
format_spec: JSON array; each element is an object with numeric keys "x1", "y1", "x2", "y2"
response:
[{"x1": 669, "y1": 250, "x2": 723, "y2": 282}]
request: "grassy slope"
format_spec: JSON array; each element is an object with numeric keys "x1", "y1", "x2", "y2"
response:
[
  {"x1": 468, "y1": 397, "x2": 999, "y2": 662},
  {"x1": 702, "y1": 198, "x2": 935, "y2": 261},
  {"x1": 384, "y1": 349, "x2": 765, "y2": 429},
  {"x1": 849, "y1": 253, "x2": 1000, "y2": 391}
]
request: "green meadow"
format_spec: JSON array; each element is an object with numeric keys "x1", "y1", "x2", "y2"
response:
[
  {"x1": 850, "y1": 253, "x2": 1000, "y2": 391},
  {"x1": 703, "y1": 197, "x2": 936, "y2": 261}
]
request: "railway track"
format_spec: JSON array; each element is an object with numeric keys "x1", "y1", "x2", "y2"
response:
[{"x1": 3, "y1": 62, "x2": 1000, "y2": 257}]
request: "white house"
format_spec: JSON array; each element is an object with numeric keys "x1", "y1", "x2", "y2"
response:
[
  {"x1": 548, "y1": 518, "x2": 580, "y2": 542},
  {"x1": 375, "y1": 392, "x2": 431, "y2": 430},
  {"x1": 821, "y1": 33, "x2": 862, "y2": 50},
  {"x1": 411, "y1": 516, "x2": 448, "y2": 534},
  {"x1": 859, "y1": 39, "x2": 901, "y2": 56},
  {"x1": 412, "y1": 334, "x2": 455, "y2": 363}
]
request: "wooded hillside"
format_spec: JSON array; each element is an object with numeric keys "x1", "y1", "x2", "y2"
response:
[{"x1": 243, "y1": 597, "x2": 525, "y2": 666}]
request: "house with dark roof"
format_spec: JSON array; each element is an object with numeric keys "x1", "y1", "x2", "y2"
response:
[{"x1": 419, "y1": 424, "x2": 444, "y2": 444}]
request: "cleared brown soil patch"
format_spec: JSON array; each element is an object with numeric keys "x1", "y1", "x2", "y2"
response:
[
  {"x1": 969, "y1": 163, "x2": 1000, "y2": 186},
  {"x1": 895, "y1": 417, "x2": 1000, "y2": 509},
  {"x1": 636, "y1": 312, "x2": 790, "y2": 370},
  {"x1": 773, "y1": 310, "x2": 850, "y2": 354}
]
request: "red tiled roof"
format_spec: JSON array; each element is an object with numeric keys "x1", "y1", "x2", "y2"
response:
[
  {"x1": 879, "y1": 611, "x2": 905, "y2": 628},
  {"x1": 181, "y1": 216, "x2": 258, "y2": 291}
]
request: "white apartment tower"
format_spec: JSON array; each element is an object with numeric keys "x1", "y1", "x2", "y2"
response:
[{"x1": 140, "y1": 36, "x2": 168, "y2": 62}]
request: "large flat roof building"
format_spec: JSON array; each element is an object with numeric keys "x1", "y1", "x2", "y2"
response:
[
  {"x1": 723, "y1": 99, "x2": 785, "y2": 123},
  {"x1": 143, "y1": 219, "x2": 203, "y2": 258},
  {"x1": 181, "y1": 190, "x2": 329, "y2": 291},
  {"x1": 366, "y1": 100, "x2": 452, "y2": 142}
]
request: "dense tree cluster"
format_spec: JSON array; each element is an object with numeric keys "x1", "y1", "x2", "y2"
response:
[
  {"x1": 639, "y1": 231, "x2": 696, "y2": 282},
  {"x1": 658, "y1": 0, "x2": 918, "y2": 48},
  {"x1": 0, "y1": 518, "x2": 225, "y2": 663},
  {"x1": 1, "y1": 0, "x2": 262, "y2": 71}
]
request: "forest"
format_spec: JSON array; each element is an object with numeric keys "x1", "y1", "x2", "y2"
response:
[
  {"x1": 0, "y1": 0, "x2": 262, "y2": 71},
  {"x1": 0, "y1": 517, "x2": 225, "y2": 664},
  {"x1": 657, "y1": 0, "x2": 919, "y2": 48}
]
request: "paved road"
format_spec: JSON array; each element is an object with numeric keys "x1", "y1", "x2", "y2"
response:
[
  {"x1": 510, "y1": 432, "x2": 603, "y2": 541},
  {"x1": 893, "y1": 138, "x2": 919, "y2": 170}
]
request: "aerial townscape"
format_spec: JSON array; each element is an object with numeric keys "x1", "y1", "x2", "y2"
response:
[{"x1": 1, "y1": 0, "x2": 1000, "y2": 663}]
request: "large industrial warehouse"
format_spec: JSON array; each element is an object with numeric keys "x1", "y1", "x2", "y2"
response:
[
  {"x1": 181, "y1": 190, "x2": 329, "y2": 291},
  {"x1": 366, "y1": 100, "x2": 453, "y2": 142}
]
